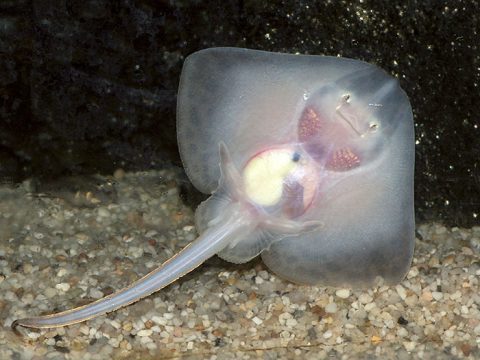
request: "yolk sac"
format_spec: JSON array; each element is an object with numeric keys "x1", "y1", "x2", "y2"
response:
[{"x1": 242, "y1": 147, "x2": 318, "y2": 218}]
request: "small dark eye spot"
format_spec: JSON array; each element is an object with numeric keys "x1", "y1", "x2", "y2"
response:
[{"x1": 292, "y1": 152, "x2": 301, "y2": 162}]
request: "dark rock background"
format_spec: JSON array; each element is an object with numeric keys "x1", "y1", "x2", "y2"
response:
[{"x1": 0, "y1": 0, "x2": 478, "y2": 226}]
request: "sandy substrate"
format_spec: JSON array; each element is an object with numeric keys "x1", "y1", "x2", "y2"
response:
[{"x1": 0, "y1": 170, "x2": 478, "y2": 359}]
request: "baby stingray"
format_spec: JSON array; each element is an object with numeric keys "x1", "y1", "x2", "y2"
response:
[{"x1": 13, "y1": 48, "x2": 414, "y2": 329}]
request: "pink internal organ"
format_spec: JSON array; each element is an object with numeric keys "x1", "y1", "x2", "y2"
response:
[
  {"x1": 297, "y1": 107, "x2": 326, "y2": 160},
  {"x1": 326, "y1": 147, "x2": 360, "y2": 171},
  {"x1": 280, "y1": 165, "x2": 318, "y2": 218},
  {"x1": 297, "y1": 106, "x2": 361, "y2": 172},
  {"x1": 281, "y1": 181, "x2": 306, "y2": 218},
  {"x1": 298, "y1": 107, "x2": 322, "y2": 141}
]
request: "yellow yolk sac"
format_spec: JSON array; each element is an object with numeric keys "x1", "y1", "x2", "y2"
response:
[
  {"x1": 243, "y1": 148, "x2": 317, "y2": 216},
  {"x1": 243, "y1": 149, "x2": 296, "y2": 206}
]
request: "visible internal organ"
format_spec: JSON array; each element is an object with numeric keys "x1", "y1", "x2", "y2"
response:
[
  {"x1": 281, "y1": 181, "x2": 306, "y2": 219},
  {"x1": 297, "y1": 102, "x2": 361, "y2": 172},
  {"x1": 326, "y1": 147, "x2": 361, "y2": 171},
  {"x1": 297, "y1": 107, "x2": 326, "y2": 161},
  {"x1": 298, "y1": 107, "x2": 322, "y2": 141},
  {"x1": 242, "y1": 147, "x2": 318, "y2": 218}
]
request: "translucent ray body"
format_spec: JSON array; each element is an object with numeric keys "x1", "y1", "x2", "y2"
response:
[{"x1": 13, "y1": 48, "x2": 414, "y2": 329}]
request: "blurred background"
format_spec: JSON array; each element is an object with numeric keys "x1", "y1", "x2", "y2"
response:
[{"x1": 0, "y1": 0, "x2": 478, "y2": 226}]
